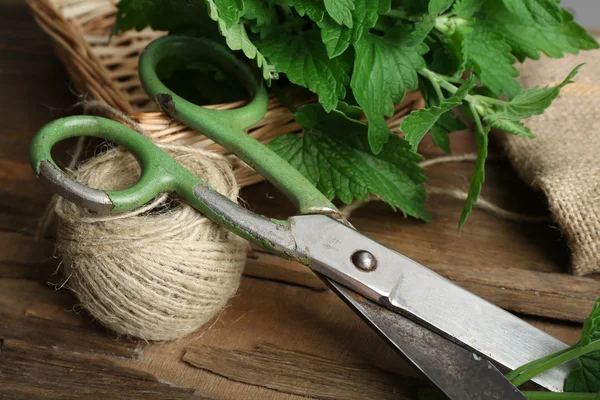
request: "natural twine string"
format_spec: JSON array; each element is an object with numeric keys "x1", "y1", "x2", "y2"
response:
[
  {"x1": 39, "y1": 102, "x2": 247, "y2": 341},
  {"x1": 54, "y1": 145, "x2": 247, "y2": 342}
]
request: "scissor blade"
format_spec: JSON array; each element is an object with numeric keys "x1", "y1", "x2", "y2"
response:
[
  {"x1": 326, "y1": 279, "x2": 526, "y2": 400},
  {"x1": 289, "y1": 215, "x2": 573, "y2": 392}
]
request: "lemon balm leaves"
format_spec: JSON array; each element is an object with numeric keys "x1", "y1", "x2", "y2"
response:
[
  {"x1": 268, "y1": 105, "x2": 430, "y2": 221},
  {"x1": 204, "y1": 0, "x2": 278, "y2": 80},
  {"x1": 480, "y1": 4, "x2": 598, "y2": 61},
  {"x1": 452, "y1": 0, "x2": 486, "y2": 18},
  {"x1": 351, "y1": 28, "x2": 427, "y2": 153},
  {"x1": 459, "y1": 106, "x2": 489, "y2": 230},
  {"x1": 564, "y1": 300, "x2": 600, "y2": 393},
  {"x1": 429, "y1": 112, "x2": 467, "y2": 154},
  {"x1": 258, "y1": 30, "x2": 351, "y2": 112},
  {"x1": 483, "y1": 65, "x2": 582, "y2": 135},
  {"x1": 324, "y1": 0, "x2": 355, "y2": 28},
  {"x1": 208, "y1": 0, "x2": 244, "y2": 29},
  {"x1": 288, "y1": 0, "x2": 326, "y2": 22},
  {"x1": 401, "y1": 76, "x2": 475, "y2": 151},
  {"x1": 115, "y1": 0, "x2": 596, "y2": 227},
  {"x1": 502, "y1": 0, "x2": 563, "y2": 26},
  {"x1": 319, "y1": 0, "x2": 390, "y2": 58},
  {"x1": 454, "y1": 22, "x2": 521, "y2": 98}
]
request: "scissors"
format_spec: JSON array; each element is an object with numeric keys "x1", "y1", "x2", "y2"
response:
[{"x1": 30, "y1": 36, "x2": 572, "y2": 399}]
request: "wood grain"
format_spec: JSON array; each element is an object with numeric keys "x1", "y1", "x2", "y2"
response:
[
  {"x1": 431, "y1": 264, "x2": 600, "y2": 322},
  {"x1": 0, "y1": 2, "x2": 594, "y2": 399},
  {"x1": 245, "y1": 249, "x2": 600, "y2": 322},
  {"x1": 1, "y1": 339, "x2": 198, "y2": 400},
  {"x1": 184, "y1": 344, "x2": 424, "y2": 400}
]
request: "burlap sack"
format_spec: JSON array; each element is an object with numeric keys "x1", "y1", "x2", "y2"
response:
[{"x1": 500, "y1": 47, "x2": 600, "y2": 276}]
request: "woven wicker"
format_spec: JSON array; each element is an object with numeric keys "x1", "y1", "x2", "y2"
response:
[{"x1": 25, "y1": 0, "x2": 424, "y2": 187}]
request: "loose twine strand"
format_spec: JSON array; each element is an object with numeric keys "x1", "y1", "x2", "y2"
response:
[{"x1": 339, "y1": 154, "x2": 551, "y2": 223}]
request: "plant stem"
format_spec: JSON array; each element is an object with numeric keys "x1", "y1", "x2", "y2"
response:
[
  {"x1": 522, "y1": 392, "x2": 598, "y2": 400},
  {"x1": 387, "y1": 9, "x2": 410, "y2": 19},
  {"x1": 469, "y1": 102, "x2": 485, "y2": 137},
  {"x1": 473, "y1": 94, "x2": 507, "y2": 106},
  {"x1": 420, "y1": 69, "x2": 444, "y2": 102},
  {"x1": 507, "y1": 346, "x2": 574, "y2": 381},
  {"x1": 278, "y1": 3, "x2": 294, "y2": 19},
  {"x1": 442, "y1": 75, "x2": 466, "y2": 84},
  {"x1": 418, "y1": 389, "x2": 599, "y2": 400},
  {"x1": 512, "y1": 341, "x2": 600, "y2": 388},
  {"x1": 420, "y1": 69, "x2": 475, "y2": 101}
]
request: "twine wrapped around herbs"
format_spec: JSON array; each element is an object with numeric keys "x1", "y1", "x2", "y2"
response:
[
  {"x1": 500, "y1": 46, "x2": 600, "y2": 276},
  {"x1": 51, "y1": 128, "x2": 247, "y2": 341}
]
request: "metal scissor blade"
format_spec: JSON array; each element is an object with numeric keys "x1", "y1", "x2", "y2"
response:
[
  {"x1": 326, "y1": 279, "x2": 526, "y2": 400},
  {"x1": 290, "y1": 215, "x2": 573, "y2": 392}
]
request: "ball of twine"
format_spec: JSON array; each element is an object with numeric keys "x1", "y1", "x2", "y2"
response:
[{"x1": 54, "y1": 144, "x2": 247, "y2": 341}]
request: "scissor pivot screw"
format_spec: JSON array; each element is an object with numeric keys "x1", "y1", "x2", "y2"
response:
[{"x1": 351, "y1": 250, "x2": 377, "y2": 271}]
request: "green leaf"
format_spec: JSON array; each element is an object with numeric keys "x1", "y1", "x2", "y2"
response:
[
  {"x1": 268, "y1": 104, "x2": 430, "y2": 221},
  {"x1": 324, "y1": 0, "x2": 355, "y2": 28},
  {"x1": 481, "y1": 6, "x2": 599, "y2": 61},
  {"x1": 202, "y1": 0, "x2": 278, "y2": 81},
  {"x1": 502, "y1": 0, "x2": 563, "y2": 26},
  {"x1": 565, "y1": 299, "x2": 600, "y2": 392},
  {"x1": 351, "y1": 29, "x2": 427, "y2": 153},
  {"x1": 429, "y1": 0, "x2": 455, "y2": 15},
  {"x1": 459, "y1": 106, "x2": 489, "y2": 230},
  {"x1": 429, "y1": 112, "x2": 467, "y2": 153},
  {"x1": 319, "y1": 0, "x2": 390, "y2": 58},
  {"x1": 242, "y1": 0, "x2": 277, "y2": 27},
  {"x1": 401, "y1": 76, "x2": 475, "y2": 150},
  {"x1": 452, "y1": 0, "x2": 487, "y2": 18},
  {"x1": 258, "y1": 30, "x2": 351, "y2": 111},
  {"x1": 404, "y1": 0, "x2": 453, "y2": 47},
  {"x1": 116, "y1": 0, "x2": 212, "y2": 32},
  {"x1": 226, "y1": 24, "x2": 279, "y2": 80},
  {"x1": 485, "y1": 64, "x2": 581, "y2": 127},
  {"x1": 210, "y1": 0, "x2": 244, "y2": 29},
  {"x1": 487, "y1": 119, "x2": 534, "y2": 138},
  {"x1": 336, "y1": 100, "x2": 364, "y2": 120},
  {"x1": 288, "y1": 0, "x2": 326, "y2": 22},
  {"x1": 484, "y1": 64, "x2": 580, "y2": 136},
  {"x1": 456, "y1": 22, "x2": 521, "y2": 98}
]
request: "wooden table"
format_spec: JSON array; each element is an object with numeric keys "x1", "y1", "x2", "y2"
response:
[{"x1": 1, "y1": 2, "x2": 598, "y2": 399}]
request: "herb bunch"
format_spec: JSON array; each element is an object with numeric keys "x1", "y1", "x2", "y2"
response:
[{"x1": 116, "y1": 0, "x2": 598, "y2": 228}]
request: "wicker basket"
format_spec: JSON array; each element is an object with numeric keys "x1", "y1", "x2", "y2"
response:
[{"x1": 25, "y1": 0, "x2": 424, "y2": 187}]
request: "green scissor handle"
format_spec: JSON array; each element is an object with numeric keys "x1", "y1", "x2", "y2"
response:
[
  {"x1": 138, "y1": 36, "x2": 336, "y2": 216},
  {"x1": 30, "y1": 36, "x2": 338, "y2": 259}
]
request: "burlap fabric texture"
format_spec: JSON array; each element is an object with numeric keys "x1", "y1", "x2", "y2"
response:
[{"x1": 500, "y1": 47, "x2": 600, "y2": 276}]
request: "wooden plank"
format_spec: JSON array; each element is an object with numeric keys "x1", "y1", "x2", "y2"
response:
[
  {"x1": 0, "y1": 339, "x2": 200, "y2": 400},
  {"x1": 110, "y1": 276, "x2": 426, "y2": 400},
  {"x1": 183, "y1": 343, "x2": 424, "y2": 400},
  {"x1": 0, "y1": 232, "x2": 56, "y2": 280},
  {"x1": 0, "y1": 232, "x2": 54, "y2": 266},
  {"x1": 0, "y1": 314, "x2": 141, "y2": 359},
  {"x1": 0, "y1": 2, "x2": 590, "y2": 399},
  {"x1": 247, "y1": 250, "x2": 600, "y2": 323},
  {"x1": 431, "y1": 264, "x2": 600, "y2": 322}
]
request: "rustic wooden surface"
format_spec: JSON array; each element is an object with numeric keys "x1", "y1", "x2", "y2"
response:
[{"x1": 1, "y1": 2, "x2": 598, "y2": 399}]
